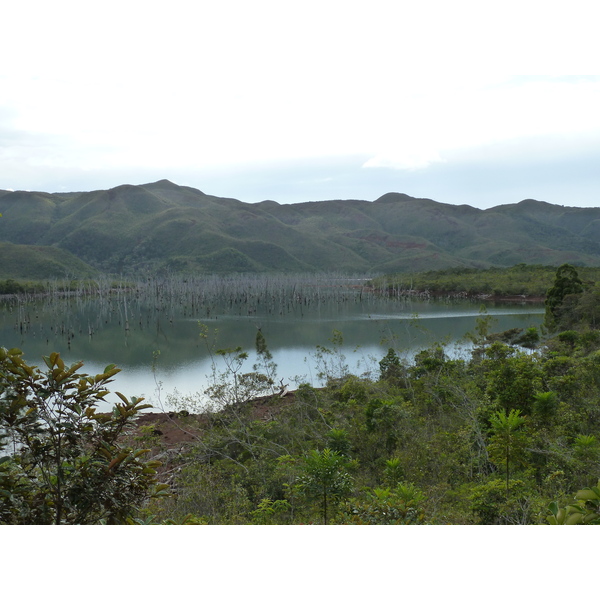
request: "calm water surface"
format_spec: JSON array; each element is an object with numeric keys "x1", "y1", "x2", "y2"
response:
[{"x1": 0, "y1": 293, "x2": 544, "y2": 409}]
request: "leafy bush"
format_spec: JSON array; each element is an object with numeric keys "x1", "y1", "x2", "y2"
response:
[
  {"x1": 547, "y1": 481, "x2": 600, "y2": 524},
  {"x1": 337, "y1": 483, "x2": 427, "y2": 525},
  {"x1": 0, "y1": 347, "x2": 168, "y2": 524},
  {"x1": 469, "y1": 479, "x2": 538, "y2": 525}
]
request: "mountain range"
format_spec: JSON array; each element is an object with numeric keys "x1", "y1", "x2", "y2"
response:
[{"x1": 1, "y1": 179, "x2": 599, "y2": 279}]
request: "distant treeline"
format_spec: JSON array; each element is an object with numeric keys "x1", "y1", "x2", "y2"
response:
[
  {"x1": 0, "y1": 279, "x2": 46, "y2": 295},
  {"x1": 374, "y1": 264, "x2": 600, "y2": 298}
]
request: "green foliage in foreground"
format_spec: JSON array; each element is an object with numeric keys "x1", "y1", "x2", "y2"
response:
[
  {"x1": 547, "y1": 482, "x2": 600, "y2": 524},
  {"x1": 0, "y1": 349, "x2": 168, "y2": 524},
  {"x1": 4, "y1": 264, "x2": 600, "y2": 525},
  {"x1": 142, "y1": 291, "x2": 600, "y2": 524},
  {"x1": 3, "y1": 325, "x2": 599, "y2": 524}
]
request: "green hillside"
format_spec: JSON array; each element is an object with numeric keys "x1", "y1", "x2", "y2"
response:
[
  {"x1": 0, "y1": 242, "x2": 97, "y2": 280},
  {"x1": 1, "y1": 180, "x2": 600, "y2": 277}
]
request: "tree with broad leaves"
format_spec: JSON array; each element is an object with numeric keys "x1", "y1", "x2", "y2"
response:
[{"x1": 0, "y1": 347, "x2": 169, "y2": 524}]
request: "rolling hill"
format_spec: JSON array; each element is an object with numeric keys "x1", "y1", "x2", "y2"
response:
[{"x1": 1, "y1": 179, "x2": 599, "y2": 278}]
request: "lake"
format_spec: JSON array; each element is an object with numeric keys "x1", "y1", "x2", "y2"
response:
[{"x1": 0, "y1": 279, "x2": 544, "y2": 409}]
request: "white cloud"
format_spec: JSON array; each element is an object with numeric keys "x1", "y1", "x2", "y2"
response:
[
  {"x1": 361, "y1": 77, "x2": 600, "y2": 171},
  {"x1": 362, "y1": 149, "x2": 445, "y2": 171},
  {"x1": 1, "y1": 0, "x2": 600, "y2": 203}
]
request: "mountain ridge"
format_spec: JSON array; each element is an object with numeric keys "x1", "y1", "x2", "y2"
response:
[{"x1": 0, "y1": 180, "x2": 599, "y2": 278}]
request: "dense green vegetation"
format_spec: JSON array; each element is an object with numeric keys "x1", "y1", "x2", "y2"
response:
[
  {"x1": 0, "y1": 278, "x2": 44, "y2": 295},
  {"x1": 0, "y1": 242, "x2": 97, "y2": 280},
  {"x1": 375, "y1": 264, "x2": 600, "y2": 298},
  {"x1": 2, "y1": 264, "x2": 600, "y2": 524},
  {"x1": 0, "y1": 349, "x2": 168, "y2": 524},
  {"x1": 132, "y1": 307, "x2": 599, "y2": 524},
  {"x1": 3, "y1": 180, "x2": 600, "y2": 276}
]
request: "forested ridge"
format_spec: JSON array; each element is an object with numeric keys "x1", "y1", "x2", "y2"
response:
[
  {"x1": 2, "y1": 264, "x2": 600, "y2": 524},
  {"x1": 3, "y1": 179, "x2": 600, "y2": 277}
]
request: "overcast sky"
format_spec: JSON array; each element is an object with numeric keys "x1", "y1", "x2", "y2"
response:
[{"x1": 2, "y1": 0, "x2": 599, "y2": 209}]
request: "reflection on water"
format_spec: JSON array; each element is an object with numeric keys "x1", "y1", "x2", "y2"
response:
[{"x1": 0, "y1": 292, "x2": 544, "y2": 409}]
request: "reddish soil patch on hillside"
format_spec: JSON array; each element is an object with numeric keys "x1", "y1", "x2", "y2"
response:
[{"x1": 127, "y1": 391, "x2": 297, "y2": 450}]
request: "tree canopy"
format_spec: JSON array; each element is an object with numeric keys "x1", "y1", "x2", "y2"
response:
[
  {"x1": 0, "y1": 348, "x2": 168, "y2": 524},
  {"x1": 544, "y1": 264, "x2": 584, "y2": 331}
]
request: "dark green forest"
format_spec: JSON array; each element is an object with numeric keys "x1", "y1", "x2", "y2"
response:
[
  {"x1": 377, "y1": 263, "x2": 600, "y2": 298},
  {"x1": 2, "y1": 264, "x2": 600, "y2": 524}
]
